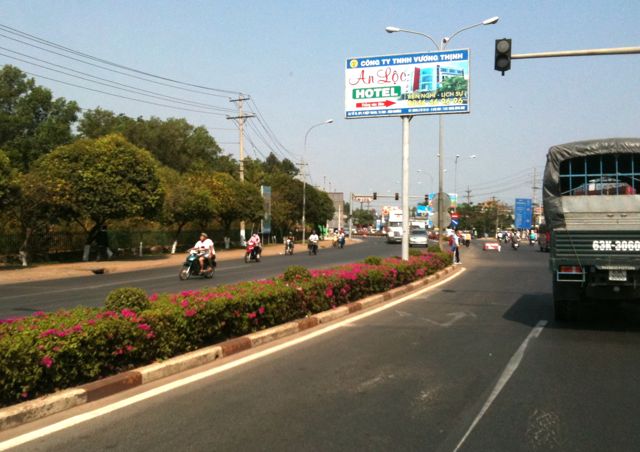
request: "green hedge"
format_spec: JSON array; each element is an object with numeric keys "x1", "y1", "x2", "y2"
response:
[{"x1": 0, "y1": 251, "x2": 451, "y2": 406}]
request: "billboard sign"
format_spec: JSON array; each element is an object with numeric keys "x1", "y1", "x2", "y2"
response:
[
  {"x1": 345, "y1": 49, "x2": 470, "y2": 119},
  {"x1": 514, "y1": 198, "x2": 533, "y2": 229}
]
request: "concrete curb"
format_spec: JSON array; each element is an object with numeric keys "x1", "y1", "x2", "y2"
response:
[{"x1": 0, "y1": 264, "x2": 460, "y2": 432}]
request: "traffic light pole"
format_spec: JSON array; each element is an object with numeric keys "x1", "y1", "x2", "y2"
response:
[{"x1": 512, "y1": 46, "x2": 640, "y2": 60}]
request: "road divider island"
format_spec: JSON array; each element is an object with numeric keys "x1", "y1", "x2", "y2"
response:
[{"x1": 0, "y1": 250, "x2": 451, "y2": 412}]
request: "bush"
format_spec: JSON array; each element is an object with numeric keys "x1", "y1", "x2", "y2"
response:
[
  {"x1": 282, "y1": 265, "x2": 311, "y2": 282},
  {"x1": 105, "y1": 287, "x2": 150, "y2": 313},
  {"x1": 409, "y1": 249, "x2": 423, "y2": 257},
  {"x1": 0, "y1": 251, "x2": 451, "y2": 407},
  {"x1": 427, "y1": 244, "x2": 441, "y2": 253},
  {"x1": 363, "y1": 256, "x2": 382, "y2": 265}
]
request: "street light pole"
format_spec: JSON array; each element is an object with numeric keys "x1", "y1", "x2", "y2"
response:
[
  {"x1": 386, "y1": 16, "x2": 499, "y2": 241},
  {"x1": 302, "y1": 119, "x2": 333, "y2": 243}
]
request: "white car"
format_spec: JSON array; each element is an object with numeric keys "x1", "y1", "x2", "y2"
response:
[{"x1": 409, "y1": 229, "x2": 428, "y2": 247}]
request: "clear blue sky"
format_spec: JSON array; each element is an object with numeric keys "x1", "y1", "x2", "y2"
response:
[{"x1": 3, "y1": 0, "x2": 639, "y2": 207}]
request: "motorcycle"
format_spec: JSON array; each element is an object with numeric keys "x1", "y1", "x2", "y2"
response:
[
  {"x1": 308, "y1": 241, "x2": 318, "y2": 255},
  {"x1": 179, "y1": 250, "x2": 215, "y2": 280},
  {"x1": 512, "y1": 241, "x2": 520, "y2": 250},
  {"x1": 285, "y1": 238, "x2": 294, "y2": 255},
  {"x1": 245, "y1": 243, "x2": 261, "y2": 263}
]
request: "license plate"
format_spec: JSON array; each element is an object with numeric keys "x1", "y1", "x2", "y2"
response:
[{"x1": 609, "y1": 270, "x2": 627, "y2": 282}]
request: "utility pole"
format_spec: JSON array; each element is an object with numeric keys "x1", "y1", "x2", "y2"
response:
[
  {"x1": 227, "y1": 96, "x2": 255, "y2": 245},
  {"x1": 465, "y1": 185, "x2": 472, "y2": 205},
  {"x1": 493, "y1": 196, "x2": 499, "y2": 235},
  {"x1": 297, "y1": 160, "x2": 309, "y2": 242}
]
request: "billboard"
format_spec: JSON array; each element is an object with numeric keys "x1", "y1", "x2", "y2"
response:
[
  {"x1": 345, "y1": 49, "x2": 470, "y2": 119},
  {"x1": 514, "y1": 198, "x2": 533, "y2": 229}
]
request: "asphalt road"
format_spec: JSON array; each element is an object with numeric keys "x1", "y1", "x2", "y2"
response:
[
  {"x1": 0, "y1": 238, "x2": 400, "y2": 318},
  {"x1": 6, "y1": 240, "x2": 640, "y2": 451}
]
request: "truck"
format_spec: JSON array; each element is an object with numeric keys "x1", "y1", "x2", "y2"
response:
[
  {"x1": 386, "y1": 208, "x2": 403, "y2": 243},
  {"x1": 543, "y1": 138, "x2": 640, "y2": 321}
]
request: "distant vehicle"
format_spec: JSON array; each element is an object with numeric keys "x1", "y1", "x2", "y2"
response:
[
  {"x1": 543, "y1": 138, "x2": 640, "y2": 321},
  {"x1": 409, "y1": 229, "x2": 428, "y2": 247},
  {"x1": 386, "y1": 208, "x2": 403, "y2": 244}
]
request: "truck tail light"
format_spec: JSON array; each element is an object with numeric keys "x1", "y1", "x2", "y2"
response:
[{"x1": 559, "y1": 265, "x2": 583, "y2": 274}]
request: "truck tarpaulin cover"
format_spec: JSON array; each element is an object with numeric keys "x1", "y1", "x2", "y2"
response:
[{"x1": 543, "y1": 138, "x2": 640, "y2": 230}]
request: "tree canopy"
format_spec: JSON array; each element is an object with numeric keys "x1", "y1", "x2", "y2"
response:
[{"x1": 0, "y1": 65, "x2": 79, "y2": 171}]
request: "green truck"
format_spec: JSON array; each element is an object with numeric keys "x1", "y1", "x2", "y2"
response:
[{"x1": 543, "y1": 138, "x2": 640, "y2": 321}]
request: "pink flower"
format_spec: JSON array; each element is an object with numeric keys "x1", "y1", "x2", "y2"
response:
[
  {"x1": 41, "y1": 356, "x2": 53, "y2": 368},
  {"x1": 184, "y1": 309, "x2": 197, "y2": 317},
  {"x1": 180, "y1": 299, "x2": 189, "y2": 308},
  {"x1": 72, "y1": 324, "x2": 83, "y2": 332},
  {"x1": 146, "y1": 332, "x2": 155, "y2": 339},
  {"x1": 137, "y1": 323, "x2": 151, "y2": 331},
  {"x1": 52, "y1": 346, "x2": 61, "y2": 352},
  {"x1": 325, "y1": 288, "x2": 334, "y2": 298},
  {"x1": 20, "y1": 392, "x2": 28, "y2": 399},
  {"x1": 33, "y1": 311, "x2": 47, "y2": 317},
  {"x1": 125, "y1": 345, "x2": 135, "y2": 352},
  {"x1": 87, "y1": 319, "x2": 96, "y2": 326},
  {"x1": 258, "y1": 306, "x2": 265, "y2": 315},
  {"x1": 121, "y1": 309, "x2": 136, "y2": 319},
  {"x1": 148, "y1": 293, "x2": 159, "y2": 302},
  {"x1": 247, "y1": 312, "x2": 257, "y2": 320}
]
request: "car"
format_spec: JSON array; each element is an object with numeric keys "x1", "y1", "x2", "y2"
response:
[{"x1": 409, "y1": 229, "x2": 428, "y2": 247}]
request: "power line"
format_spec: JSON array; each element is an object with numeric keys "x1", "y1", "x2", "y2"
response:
[
  {"x1": 23, "y1": 71, "x2": 229, "y2": 116},
  {"x1": 0, "y1": 49, "x2": 237, "y2": 113},
  {"x1": 0, "y1": 23, "x2": 243, "y2": 96},
  {"x1": 0, "y1": 32, "x2": 233, "y2": 99}
]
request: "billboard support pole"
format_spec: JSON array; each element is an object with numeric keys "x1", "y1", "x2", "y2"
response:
[
  {"x1": 348, "y1": 192, "x2": 353, "y2": 239},
  {"x1": 401, "y1": 115, "x2": 412, "y2": 261}
]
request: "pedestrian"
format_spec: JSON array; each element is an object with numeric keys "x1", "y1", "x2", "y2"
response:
[
  {"x1": 449, "y1": 230, "x2": 461, "y2": 264},
  {"x1": 96, "y1": 225, "x2": 111, "y2": 261}
]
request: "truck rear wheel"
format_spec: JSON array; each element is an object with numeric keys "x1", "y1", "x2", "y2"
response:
[{"x1": 552, "y1": 279, "x2": 581, "y2": 322}]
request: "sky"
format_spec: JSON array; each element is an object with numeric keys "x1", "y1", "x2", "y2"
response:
[{"x1": 2, "y1": 0, "x2": 639, "y2": 209}]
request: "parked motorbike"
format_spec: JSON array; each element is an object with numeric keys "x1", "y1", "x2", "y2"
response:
[
  {"x1": 285, "y1": 238, "x2": 294, "y2": 255},
  {"x1": 245, "y1": 243, "x2": 261, "y2": 263},
  {"x1": 179, "y1": 250, "x2": 215, "y2": 280},
  {"x1": 308, "y1": 241, "x2": 318, "y2": 255}
]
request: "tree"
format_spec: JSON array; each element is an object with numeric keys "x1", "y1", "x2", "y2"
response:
[
  {"x1": 208, "y1": 173, "x2": 263, "y2": 235},
  {"x1": 79, "y1": 109, "x2": 234, "y2": 174},
  {"x1": 0, "y1": 65, "x2": 79, "y2": 171},
  {"x1": 352, "y1": 208, "x2": 375, "y2": 226},
  {"x1": 438, "y1": 76, "x2": 467, "y2": 96},
  {"x1": 33, "y1": 134, "x2": 163, "y2": 246},
  {"x1": 305, "y1": 186, "x2": 335, "y2": 231},
  {"x1": 0, "y1": 149, "x2": 15, "y2": 207}
]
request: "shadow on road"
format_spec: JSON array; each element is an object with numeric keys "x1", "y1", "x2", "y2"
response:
[{"x1": 503, "y1": 292, "x2": 640, "y2": 332}]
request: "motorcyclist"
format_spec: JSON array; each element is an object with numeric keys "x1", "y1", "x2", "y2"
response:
[
  {"x1": 247, "y1": 233, "x2": 262, "y2": 257},
  {"x1": 338, "y1": 229, "x2": 346, "y2": 248},
  {"x1": 308, "y1": 230, "x2": 319, "y2": 253},
  {"x1": 190, "y1": 232, "x2": 215, "y2": 274},
  {"x1": 285, "y1": 233, "x2": 295, "y2": 253}
]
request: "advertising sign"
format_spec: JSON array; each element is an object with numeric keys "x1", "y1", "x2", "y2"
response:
[
  {"x1": 345, "y1": 49, "x2": 470, "y2": 119},
  {"x1": 514, "y1": 198, "x2": 533, "y2": 229},
  {"x1": 261, "y1": 185, "x2": 272, "y2": 234}
]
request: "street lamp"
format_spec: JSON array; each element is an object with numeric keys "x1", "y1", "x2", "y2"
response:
[
  {"x1": 454, "y1": 154, "x2": 477, "y2": 200},
  {"x1": 385, "y1": 17, "x2": 499, "y2": 238},
  {"x1": 302, "y1": 119, "x2": 333, "y2": 243}
]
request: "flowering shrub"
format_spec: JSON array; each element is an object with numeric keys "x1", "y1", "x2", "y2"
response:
[
  {"x1": 105, "y1": 287, "x2": 151, "y2": 313},
  {"x1": 0, "y1": 251, "x2": 450, "y2": 406}
]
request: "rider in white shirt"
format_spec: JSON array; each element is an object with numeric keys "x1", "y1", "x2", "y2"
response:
[
  {"x1": 191, "y1": 232, "x2": 215, "y2": 273},
  {"x1": 308, "y1": 231, "x2": 319, "y2": 244}
]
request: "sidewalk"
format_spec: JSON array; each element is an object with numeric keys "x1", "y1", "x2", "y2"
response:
[{"x1": 0, "y1": 240, "x2": 354, "y2": 285}]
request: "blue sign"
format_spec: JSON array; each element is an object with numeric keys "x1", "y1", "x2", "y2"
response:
[
  {"x1": 514, "y1": 198, "x2": 533, "y2": 229},
  {"x1": 416, "y1": 205, "x2": 427, "y2": 216}
]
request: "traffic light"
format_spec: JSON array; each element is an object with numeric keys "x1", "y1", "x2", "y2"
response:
[
  {"x1": 394, "y1": 193, "x2": 399, "y2": 201},
  {"x1": 373, "y1": 192, "x2": 377, "y2": 200},
  {"x1": 494, "y1": 38, "x2": 512, "y2": 75}
]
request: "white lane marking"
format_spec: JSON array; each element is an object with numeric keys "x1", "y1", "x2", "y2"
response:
[
  {"x1": 453, "y1": 319, "x2": 548, "y2": 452},
  {"x1": 0, "y1": 268, "x2": 465, "y2": 450},
  {"x1": 422, "y1": 311, "x2": 477, "y2": 328}
]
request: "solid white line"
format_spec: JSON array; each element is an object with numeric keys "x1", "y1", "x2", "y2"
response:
[
  {"x1": 452, "y1": 319, "x2": 548, "y2": 452},
  {"x1": 0, "y1": 268, "x2": 465, "y2": 450}
]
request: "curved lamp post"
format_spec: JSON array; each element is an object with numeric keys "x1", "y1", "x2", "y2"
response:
[
  {"x1": 385, "y1": 17, "x2": 499, "y2": 237},
  {"x1": 302, "y1": 119, "x2": 333, "y2": 242}
]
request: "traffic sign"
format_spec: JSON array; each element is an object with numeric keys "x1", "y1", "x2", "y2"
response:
[
  {"x1": 451, "y1": 212, "x2": 460, "y2": 220},
  {"x1": 345, "y1": 49, "x2": 471, "y2": 119},
  {"x1": 354, "y1": 196, "x2": 373, "y2": 203}
]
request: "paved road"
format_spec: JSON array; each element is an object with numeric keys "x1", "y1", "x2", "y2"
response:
[
  {"x1": 6, "y1": 241, "x2": 640, "y2": 451},
  {"x1": 0, "y1": 238, "x2": 400, "y2": 318}
]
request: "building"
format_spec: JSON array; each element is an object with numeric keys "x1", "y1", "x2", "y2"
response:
[{"x1": 413, "y1": 65, "x2": 465, "y2": 92}]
